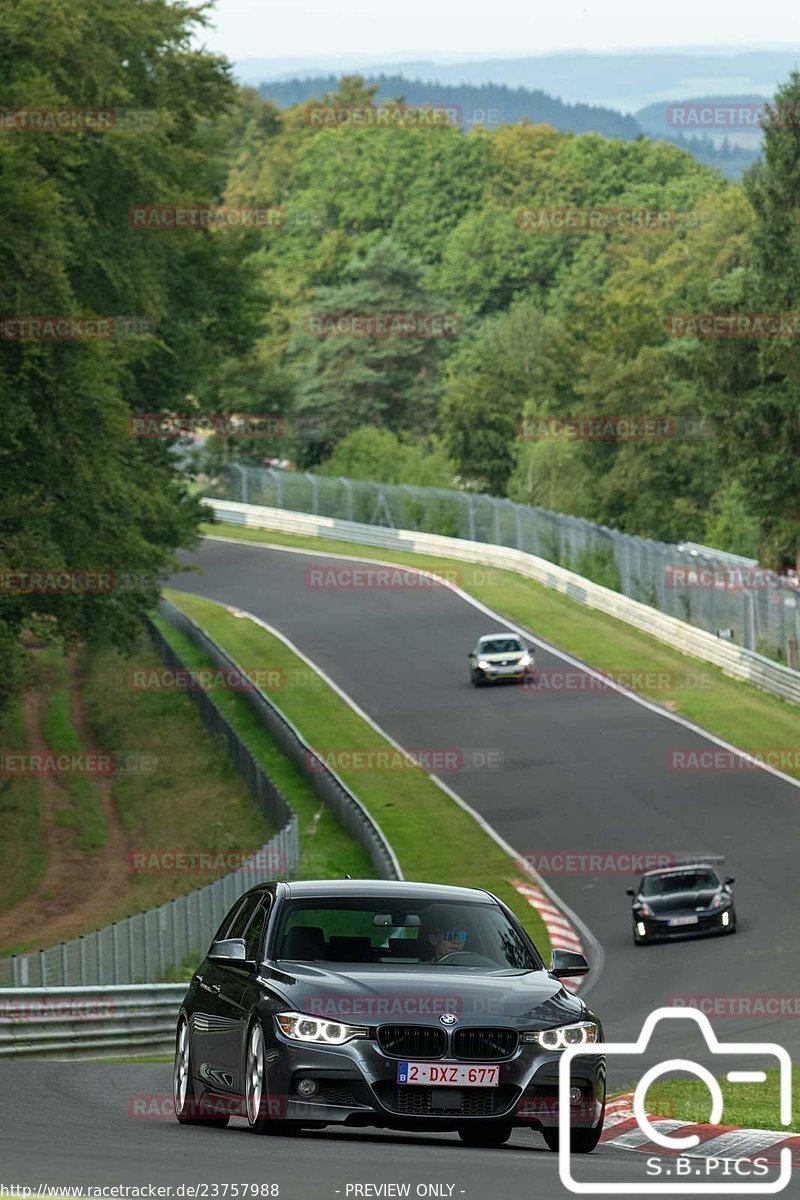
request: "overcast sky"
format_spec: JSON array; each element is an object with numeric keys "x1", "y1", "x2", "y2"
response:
[{"x1": 199, "y1": 0, "x2": 799, "y2": 63}]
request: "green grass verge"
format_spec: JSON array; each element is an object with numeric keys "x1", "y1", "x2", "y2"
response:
[
  {"x1": 201, "y1": 522, "x2": 800, "y2": 778},
  {"x1": 41, "y1": 649, "x2": 106, "y2": 853},
  {"x1": 0, "y1": 703, "x2": 46, "y2": 914},
  {"x1": 151, "y1": 616, "x2": 380, "y2": 883},
  {"x1": 78, "y1": 631, "x2": 279, "y2": 922},
  {"x1": 642, "y1": 1066, "x2": 800, "y2": 1133},
  {"x1": 164, "y1": 590, "x2": 551, "y2": 955}
]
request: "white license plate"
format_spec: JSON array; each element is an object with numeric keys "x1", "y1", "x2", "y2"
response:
[
  {"x1": 397, "y1": 1062, "x2": 499, "y2": 1087},
  {"x1": 669, "y1": 915, "x2": 699, "y2": 927}
]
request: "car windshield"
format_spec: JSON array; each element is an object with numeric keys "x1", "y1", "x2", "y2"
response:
[
  {"x1": 272, "y1": 897, "x2": 542, "y2": 970},
  {"x1": 479, "y1": 638, "x2": 523, "y2": 655},
  {"x1": 641, "y1": 869, "x2": 720, "y2": 896}
]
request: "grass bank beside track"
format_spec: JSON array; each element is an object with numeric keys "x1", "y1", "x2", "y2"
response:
[
  {"x1": 0, "y1": 705, "x2": 46, "y2": 915},
  {"x1": 163, "y1": 590, "x2": 551, "y2": 954},
  {"x1": 0, "y1": 633, "x2": 278, "y2": 954},
  {"x1": 635, "y1": 1065, "x2": 800, "y2": 1133},
  {"x1": 150, "y1": 615, "x2": 375, "y2": 883},
  {"x1": 202, "y1": 523, "x2": 800, "y2": 778}
]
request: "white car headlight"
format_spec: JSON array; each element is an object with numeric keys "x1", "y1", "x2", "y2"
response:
[
  {"x1": 522, "y1": 1021, "x2": 600, "y2": 1050},
  {"x1": 275, "y1": 1011, "x2": 367, "y2": 1045},
  {"x1": 519, "y1": 653, "x2": 532, "y2": 667},
  {"x1": 478, "y1": 660, "x2": 490, "y2": 669}
]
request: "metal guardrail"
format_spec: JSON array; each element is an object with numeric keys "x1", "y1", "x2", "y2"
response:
[
  {"x1": 158, "y1": 599, "x2": 403, "y2": 881},
  {"x1": 0, "y1": 985, "x2": 184, "y2": 1059},
  {"x1": 204, "y1": 498, "x2": 800, "y2": 708},
  {"x1": 205, "y1": 465, "x2": 800, "y2": 666},
  {"x1": 1, "y1": 619, "x2": 300, "y2": 989}
]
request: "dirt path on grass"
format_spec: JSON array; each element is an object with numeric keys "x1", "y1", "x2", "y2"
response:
[{"x1": 0, "y1": 651, "x2": 130, "y2": 954}]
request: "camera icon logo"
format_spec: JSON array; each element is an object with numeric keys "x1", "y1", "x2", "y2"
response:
[{"x1": 558, "y1": 1006, "x2": 792, "y2": 1193}]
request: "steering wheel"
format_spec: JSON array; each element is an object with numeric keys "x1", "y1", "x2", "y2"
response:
[{"x1": 435, "y1": 950, "x2": 496, "y2": 967}]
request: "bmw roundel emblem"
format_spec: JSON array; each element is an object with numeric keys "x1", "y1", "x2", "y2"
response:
[{"x1": 439, "y1": 1012, "x2": 458, "y2": 1026}]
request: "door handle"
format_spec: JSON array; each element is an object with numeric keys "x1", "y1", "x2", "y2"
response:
[{"x1": 200, "y1": 980, "x2": 221, "y2": 995}]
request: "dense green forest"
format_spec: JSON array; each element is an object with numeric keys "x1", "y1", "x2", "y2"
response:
[
  {"x1": 259, "y1": 74, "x2": 761, "y2": 178},
  {"x1": 1, "y1": 0, "x2": 799, "y2": 723}
]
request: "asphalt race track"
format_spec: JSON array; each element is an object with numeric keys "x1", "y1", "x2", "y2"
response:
[
  {"x1": 1, "y1": 1062, "x2": 686, "y2": 1195},
  {"x1": 6, "y1": 534, "x2": 799, "y2": 1198}
]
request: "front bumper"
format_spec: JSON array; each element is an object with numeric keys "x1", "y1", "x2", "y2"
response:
[
  {"x1": 478, "y1": 665, "x2": 534, "y2": 683},
  {"x1": 634, "y1": 910, "x2": 734, "y2": 941},
  {"x1": 253, "y1": 1035, "x2": 605, "y2": 1131}
]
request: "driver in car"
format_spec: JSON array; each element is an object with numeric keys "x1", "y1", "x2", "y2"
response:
[{"x1": 429, "y1": 927, "x2": 468, "y2": 963}]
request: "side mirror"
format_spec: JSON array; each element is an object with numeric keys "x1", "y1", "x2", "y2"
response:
[
  {"x1": 724, "y1": 877, "x2": 735, "y2": 886},
  {"x1": 550, "y1": 950, "x2": 589, "y2": 978},
  {"x1": 209, "y1": 938, "x2": 249, "y2": 964},
  {"x1": 625, "y1": 887, "x2": 636, "y2": 897}
]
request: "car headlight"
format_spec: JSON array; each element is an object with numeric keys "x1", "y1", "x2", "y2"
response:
[
  {"x1": 711, "y1": 894, "x2": 731, "y2": 909},
  {"x1": 275, "y1": 1011, "x2": 367, "y2": 1045},
  {"x1": 478, "y1": 660, "x2": 490, "y2": 669},
  {"x1": 634, "y1": 902, "x2": 653, "y2": 917},
  {"x1": 522, "y1": 1021, "x2": 600, "y2": 1050},
  {"x1": 519, "y1": 653, "x2": 532, "y2": 667}
]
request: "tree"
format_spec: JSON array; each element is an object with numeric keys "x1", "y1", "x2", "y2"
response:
[
  {"x1": 439, "y1": 301, "x2": 557, "y2": 495},
  {"x1": 0, "y1": 0, "x2": 261, "y2": 723},
  {"x1": 289, "y1": 239, "x2": 448, "y2": 462}
]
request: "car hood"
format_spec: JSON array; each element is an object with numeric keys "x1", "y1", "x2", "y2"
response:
[
  {"x1": 259, "y1": 964, "x2": 582, "y2": 1026},
  {"x1": 640, "y1": 888, "x2": 720, "y2": 914},
  {"x1": 478, "y1": 652, "x2": 525, "y2": 663}
]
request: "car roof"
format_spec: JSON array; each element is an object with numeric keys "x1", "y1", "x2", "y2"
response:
[
  {"x1": 276, "y1": 879, "x2": 495, "y2": 902},
  {"x1": 477, "y1": 632, "x2": 521, "y2": 642}
]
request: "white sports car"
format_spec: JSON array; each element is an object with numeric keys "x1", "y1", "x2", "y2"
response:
[{"x1": 468, "y1": 633, "x2": 535, "y2": 687}]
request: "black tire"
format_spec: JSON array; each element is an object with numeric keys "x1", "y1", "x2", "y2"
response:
[
  {"x1": 470, "y1": 668, "x2": 485, "y2": 687},
  {"x1": 173, "y1": 1016, "x2": 230, "y2": 1127},
  {"x1": 539, "y1": 1100, "x2": 604, "y2": 1154},
  {"x1": 458, "y1": 1122, "x2": 513, "y2": 1147},
  {"x1": 244, "y1": 1020, "x2": 301, "y2": 1136}
]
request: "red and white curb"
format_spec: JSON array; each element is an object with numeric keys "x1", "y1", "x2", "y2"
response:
[
  {"x1": 512, "y1": 879, "x2": 585, "y2": 991},
  {"x1": 602, "y1": 1093, "x2": 800, "y2": 1165}
]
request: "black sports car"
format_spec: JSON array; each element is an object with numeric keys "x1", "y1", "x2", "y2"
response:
[
  {"x1": 627, "y1": 863, "x2": 737, "y2": 945},
  {"x1": 173, "y1": 879, "x2": 605, "y2": 1150}
]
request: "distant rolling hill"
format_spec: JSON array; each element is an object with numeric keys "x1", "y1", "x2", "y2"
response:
[
  {"x1": 237, "y1": 47, "x2": 800, "y2": 113},
  {"x1": 257, "y1": 74, "x2": 641, "y2": 139},
  {"x1": 256, "y1": 74, "x2": 765, "y2": 179}
]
